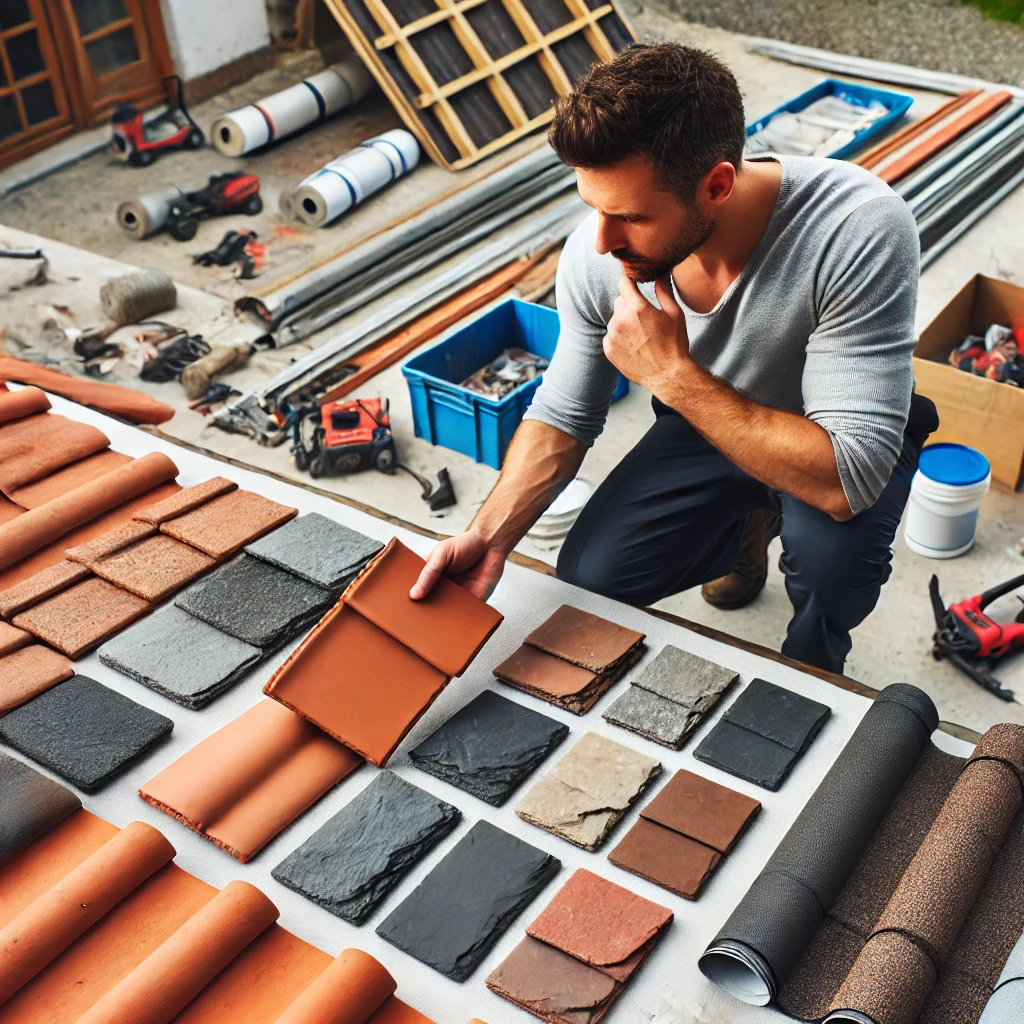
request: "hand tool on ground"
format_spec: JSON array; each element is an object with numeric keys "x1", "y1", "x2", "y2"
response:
[
  {"x1": 930, "y1": 572, "x2": 1024, "y2": 701},
  {"x1": 166, "y1": 173, "x2": 263, "y2": 242},
  {"x1": 109, "y1": 75, "x2": 203, "y2": 166},
  {"x1": 181, "y1": 341, "x2": 261, "y2": 401},
  {"x1": 139, "y1": 331, "x2": 210, "y2": 383}
]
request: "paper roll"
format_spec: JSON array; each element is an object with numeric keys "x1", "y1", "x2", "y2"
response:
[
  {"x1": 116, "y1": 185, "x2": 184, "y2": 239},
  {"x1": 212, "y1": 59, "x2": 375, "y2": 157}
]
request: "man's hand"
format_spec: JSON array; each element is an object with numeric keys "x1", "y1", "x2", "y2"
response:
[
  {"x1": 603, "y1": 275, "x2": 690, "y2": 398},
  {"x1": 409, "y1": 531, "x2": 508, "y2": 602}
]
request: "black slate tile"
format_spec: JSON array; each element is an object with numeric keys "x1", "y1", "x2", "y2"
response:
[
  {"x1": 723, "y1": 679, "x2": 831, "y2": 753},
  {"x1": 376, "y1": 819, "x2": 560, "y2": 981},
  {"x1": 174, "y1": 554, "x2": 334, "y2": 652},
  {"x1": 0, "y1": 675, "x2": 173, "y2": 793},
  {"x1": 245, "y1": 512, "x2": 383, "y2": 590},
  {"x1": 272, "y1": 771, "x2": 460, "y2": 924},
  {"x1": 0, "y1": 749, "x2": 81, "y2": 863},
  {"x1": 409, "y1": 690, "x2": 569, "y2": 806},
  {"x1": 692, "y1": 719, "x2": 803, "y2": 792},
  {"x1": 99, "y1": 604, "x2": 262, "y2": 709}
]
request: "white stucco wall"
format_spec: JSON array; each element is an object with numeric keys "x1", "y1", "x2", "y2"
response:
[{"x1": 158, "y1": 0, "x2": 270, "y2": 81}]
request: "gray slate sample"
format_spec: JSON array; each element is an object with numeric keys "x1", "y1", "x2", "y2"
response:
[
  {"x1": 603, "y1": 685, "x2": 699, "y2": 748},
  {"x1": 272, "y1": 771, "x2": 460, "y2": 924},
  {"x1": 174, "y1": 553, "x2": 333, "y2": 651},
  {"x1": 409, "y1": 690, "x2": 569, "y2": 805},
  {"x1": 98, "y1": 604, "x2": 262, "y2": 709},
  {"x1": 0, "y1": 675, "x2": 173, "y2": 792},
  {"x1": 245, "y1": 512, "x2": 383, "y2": 589},
  {"x1": 376, "y1": 819, "x2": 560, "y2": 981},
  {"x1": 0, "y1": 749, "x2": 81, "y2": 863}
]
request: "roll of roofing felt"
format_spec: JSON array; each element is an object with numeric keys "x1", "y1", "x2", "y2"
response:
[
  {"x1": 0, "y1": 451, "x2": 178, "y2": 572},
  {"x1": 699, "y1": 683, "x2": 940, "y2": 1005},
  {"x1": 271, "y1": 948, "x2": 397, "y2": 1024},
  {"x1": 116, "y1": 185, "x2": 184, "y2": 239},
  {"x1": 287, "y1": 129, "x2": 421, "y2": 228},
  {"x1": 0, "y1": 386, "x2": 49, "y2": 424},
  {"x1": 212, "y1": 59, "x2": 375, "y2": 157}
]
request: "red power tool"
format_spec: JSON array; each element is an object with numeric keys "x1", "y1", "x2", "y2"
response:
[
  {"x1": 166, "y1": 173, "x2": 263, "y2": 241},
  {"x1": 930, "y1": 572, "x2": 1024, "y2": 702},
  {"x1": 109, "y1": 75, "x2": 203, "y2": 166}
]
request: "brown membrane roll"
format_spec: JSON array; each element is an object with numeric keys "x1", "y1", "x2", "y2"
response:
[
  {"x1": 272, "y1": 948, "x2": 397, "y2": 1024},
  {"x1": 0, "y1": 452, "x2": 178, "y2": 572},
  {"x1": 77, "y1": 880, "x2": 279, "y2": 1024},
  {"x1": 0, "y1": 387, "x2": 49, "y2": 424},
  {"x1": 0, "y1": 821, "x2": 174, "y2": 1002}
]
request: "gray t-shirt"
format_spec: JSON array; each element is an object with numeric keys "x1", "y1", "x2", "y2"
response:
[{"x1": 524, "y1": 155, "x2": 920, "y2": 515}]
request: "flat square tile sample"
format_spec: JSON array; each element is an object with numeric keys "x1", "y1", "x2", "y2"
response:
[
  {"x1": 12, "y1": 577, "x2": 151, "y2": 659},
  {"x1": 0, "y1": 749, "x2": 80, "y2": 862},
  {"x1": 133, "y1": 476, "x2": 237, "y2": 524},
  {"x1": 0, "y1": 619, "x2": 31, "y2": 655},
  {"x1": 246, "y1": 512, "x2": 383, "y2": 589},
  {"x1": 160, "y1": 488, "x2": 297, "y2": 558},
  {"x1": 409, "y1": 690, "x2": 569, "y2": 805},
  {"x1": 175, "y1": 554, "x2": 333, "y2": 651},
  {"x1": 693, "y1": 678, "x2": 832, "y2": 791},
  {"x1": 0, "y1": 644, "x2": 74, "y2": 715},
  {"x1": 98, "y1": 604, "x2": 262, "y2": 709},
  {"x1": 603, "y1": 686, "x2": 702, "y2": 749},
  {"x1": 264, "y1": 601, "x2": 449, "y2": 767},
  {"x1": 609, "y1": 769, "x2": 761, "y2": 899},
  {"x1": 376, "y1": 819, "x2": 560, "y2": 982},
  {"x1": 65, "y1": 519, "x2": 157, "y2": 564},
  {"x1": 345, "y1": 539, "x2": 504, "y2": 677},
  {"x1": 272, "y1": 771, "x2": 461, "y2": 924},
  {"x1": 487, "y1": 868, "x2": 673, "y2": 1023},
  {"x1": 0, "y1": 559, "x2": 92, "y2": 618},
  {"x1": 493, "y1": 643, "x2": 608, "y2": 715},
  {"x1": 0, "y1": 674, "x2": 172, "y2": 792},
  {"x1": 524, "y1": 605, "x2": 646, "y2": 673},
  {"x1": 515, "y1": 732, "x2": 661, "y2": 851},
  {"x1": 140, "y1": 698, "x2": 363, "y2": 861}
]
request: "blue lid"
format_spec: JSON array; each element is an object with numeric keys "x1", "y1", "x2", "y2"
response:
[{"x1": 918, "y1": 443, "x2": 990, "y2": 486}]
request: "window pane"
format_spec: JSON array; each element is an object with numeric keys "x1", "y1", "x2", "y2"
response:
[
  {"x1": 21, "y1": 78, "x2": 55, "y2": 125},
  {"x1": 0, "y1": 92, "x2": 21, "y2": 141},
  {"x1": 84, "y1": 25, "x2": 139, "y2": 76},
  {"x1": 8, "y1": 28, "x2": 44, "y2": 81},
  {"x1": 71, "y1": 0, "x2": 128, "y2": 37},
  {"x1": 0, "y1": 0, "x2": 31, "y2": 32}
]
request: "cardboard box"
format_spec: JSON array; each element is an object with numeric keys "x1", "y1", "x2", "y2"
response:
[{"x1": 915, "y1": 274, "x2": 1024, "y2": 489}]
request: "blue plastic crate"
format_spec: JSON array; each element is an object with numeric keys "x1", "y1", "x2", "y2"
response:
[
  {"x1": 403, "y1": 299, "x2": 629, "y2": 469},
  {"x1": 746, "y1": 78, "x2": 913, "y2": 159}
]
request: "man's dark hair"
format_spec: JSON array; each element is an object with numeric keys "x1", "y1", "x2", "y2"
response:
[{"x1": 549, "y1": 43, "x2": 746, "y2": 201}]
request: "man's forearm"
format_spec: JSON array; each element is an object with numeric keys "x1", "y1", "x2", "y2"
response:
[
  {"x1": 471, "y1": 419, "x2": 588, "y2": 554},
  {"x1": 659, "y1": 360, "x2": 853, "y2": 520}
]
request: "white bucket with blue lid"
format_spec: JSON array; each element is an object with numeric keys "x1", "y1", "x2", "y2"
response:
[{"x1": 904, "y1": 443, "x2": 991, "y2": 559}]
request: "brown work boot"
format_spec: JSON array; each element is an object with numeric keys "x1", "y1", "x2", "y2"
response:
[{"x1": 701, "y1": 508, "x2": 782, "y2": 610}]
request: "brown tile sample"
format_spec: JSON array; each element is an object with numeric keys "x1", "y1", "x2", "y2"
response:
[
  {"x1": 160, "y1": 488, "x2": 297, "y2": 559},
  {"x1": 77, "y1": 534, "x2": 216, "y2": 602},
  {"x1": 524, "y1": 605, "x2": 646, "y2": 673},
  {"x1": 0, "y1": 386, "x2": 49, "y2": 425},
  {"x1": 8, "y1": 450, "x2": 133, "y2": 509},
  {"x1": 0, "y1": 620, "x2": 31, "y2": 655},
  {"x1": 140, "y1": 698, "x2": 364, "y2": 862},
  {"x1": 0, "y1": 645, "x2": 74, "y2": 716},
  {"x1": 515, "y1": 732, "x2": 661, "y2": 850},
  {"x1": 609, "y1": 770, "x2": 761, "y2": 899},
  {"x1": 493, "y1": 643, "x2": 608, "y2": 715},
  {"x1": 65, "y1": 519, "x2": 158, "y2": 563},
  {"x1": 0, "y1": 413, "x2": 109, "y2": 495},
  {"x1": 345, "y1": 538, "x2": 503, "y2": 677},
  {"x1": 13, "y1": 577, "x2": 150, "y2": 659},
  {"x1": 265, "y1": 601, "x2": 448, "y2": 766},
  {"x1": 133, "y1": 476, "x2": 237, "y2": 524},
  {"x1": 0, "y1": 560, "x2": 92, "y2": 618}
]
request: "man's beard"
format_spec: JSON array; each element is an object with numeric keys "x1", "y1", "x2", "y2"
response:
[{"x1": 612, "y1": 209, "x2": 714, "y2": 283}]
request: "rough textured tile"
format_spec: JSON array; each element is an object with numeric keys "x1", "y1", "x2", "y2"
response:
[
  {"x1": 0, "y1": 560, "x2": 92, "y2": 618},
  {"x1": 692, "y1": 719, "x2": 803, "y2": 791},
  {"x1": 160, "y1": 489, "x2": 297, "y2": 558},
  {"x1": 603, "y1": 685, "x2": 700, "y2": 749},
  {"x1": 0, "y1": 674, "x2": 172, "y2": 792},
  {"x1": 13, "y1": 578, "x2": 151, "y2": 660},
  {"x1": 246, "y1": 513, "x2": 383, "y2": 590},
  {"x1": 376, "y1": 819, "x2": 560, "y2": 981},
  {"x1": 609, "y1": 816, "x2": 723, "y2": 900},
  {"x1": 493, "y1": 643, "x2": 604, "y2": 714},
  {"x1": 82, "y1": 534, "x2": 216, "y2": 602},
  {"x1": 724, "y1": 678, "x2": 831, "y2": 753},
  {"x1": 99, "y1": 604, "x2": 262, "y2": 709},
  {"x1": 133, "y1": 477, "x2": 237, "y2": 524},
  {"x1": 175, "y1": 554, "x2": 333, "y2": 651},
  {"x1": 0, "y1": 644, "x2": 74, "y2": 716},
  {"x1": 524, "y1": 605, "x2": 645, "y2": 672},
  {"x1": 409, "y1": 690, "x2": 568, "y2": 805},
  {"x1": 8, "y1": 449, "x2": 132, "y2": 509},
  {"x1": 632, "y1": 645, "x2": 738, "y2": 710},
  {"x1": 515, "y1": 732, "x2": 661, "y2": 851},
  {"x1": 0, "y1": 749, "x2": 81, "y2": 863},
  {"x1": 65, "y1": 520, "x2": 157, "y2": 565},
  {"x1": 0, "y1": 413, "x2": 109, "y2": 495},
  {"x1": 0, "y1": 620, "x2": 31, "y2": 656},
  {"x1": 272, "y1": 771, "x2": 460, "y2": 923}
]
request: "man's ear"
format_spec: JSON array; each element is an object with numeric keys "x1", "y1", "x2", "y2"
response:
[{"x1": 701, "y1": 162, "x2": 737, "y2": 207}]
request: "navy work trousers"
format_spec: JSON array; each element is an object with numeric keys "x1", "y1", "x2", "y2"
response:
[{"x1": 557, "y1": 398, "x2": 932, "y2": 675}]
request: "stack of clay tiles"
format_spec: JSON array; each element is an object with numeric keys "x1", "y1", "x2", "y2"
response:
[{"x1": 0, "y1": 749, "x2": 434, "y2": 1023}]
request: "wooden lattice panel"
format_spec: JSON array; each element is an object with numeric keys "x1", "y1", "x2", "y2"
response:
[{"x1": 322, "y1": 0, "x2": 635, "y2": 169}]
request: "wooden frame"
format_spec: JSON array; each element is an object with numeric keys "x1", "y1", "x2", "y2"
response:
[{"x1": 321, "y1": 0, "x2": 635, "y2": 169}]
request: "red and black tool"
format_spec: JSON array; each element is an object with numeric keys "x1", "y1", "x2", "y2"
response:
[
  {"x1": 930, "y1": 572, "x2": 1024, "y2": 702},
  {"x1": 166, "y1": 173, "x2": 262, "y2": 241},
  {"x1": 109, "y1": 75, "x2": 203, "y2": 166}
]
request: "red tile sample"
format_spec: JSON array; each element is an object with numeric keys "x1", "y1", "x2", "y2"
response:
[
  {"x1": 140, "y1": 698, "x2": 363, "y2": 862},
  {"x1": 134, "y1": 477, "x2": 238, "y2": 525},
  {"x1": 493, "y1": 644, "x2": 607, "y2": 715},
  {"x1": 0, "y1": 561, "x2": 92, "y2": 618},
  {"x1": 0, "y1": 413, "x2": 110, "y2": 495},
  {"x1": 0, "y1": 386, "x2": 49, "y2": 425},
  {"x1": 13, "y1": 578, "x2": 151, "y2": 659},
  {"x1": 75, "y1": 534, "x2": 216, "y2": 602},
  {"x1": 160, "y1": 489, "x2": 297, "y2": 559},
  {"x1": 0, "y1": 645, "x2": 74, "y2": 716},
  {"x1": 0, "y1": 620, "x2": 31, "y2": 656},
  {"x1": 9, "y1": 450, "x2": 133, "y2": 509}
]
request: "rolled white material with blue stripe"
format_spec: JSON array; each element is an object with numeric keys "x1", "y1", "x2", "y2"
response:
[
  {"x1": 212, "y1": 58, "x2": 374, "y2": 157},
  {"x1": 288, "y1": 128, "x2": 421, "y2": 227}
]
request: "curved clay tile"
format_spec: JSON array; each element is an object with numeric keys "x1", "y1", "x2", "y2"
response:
[
  {"x1": 9, "y1": 451, "x2": 133, "y2": 510},
  {"x1": 0, "y1": 387, "x2": 49, "y2": 425},
  {"x1": 0, "y1": 414, "x2": 109, "y2": 496},
  {"x1": 272, "y1": 948, "x2": 396, "y2": 1024}
]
